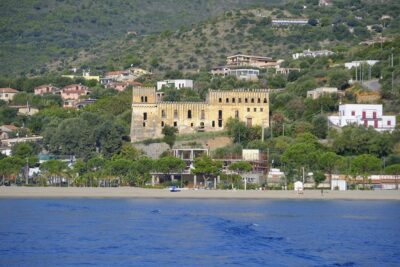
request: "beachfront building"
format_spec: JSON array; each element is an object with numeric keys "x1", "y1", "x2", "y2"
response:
[
  {"x1": 0, "y1": 88, "x2": 19, "y2": 102},
  {"x1": 130, "y1": 87, "x2": 269, "y2": 142},
  {"x1": 328, "y1": 104, "x2": 396, "y2": 132},
  {"x1": 34, "y1": 84, "x2": 60, "y2": 95},
  {"x1": 292, "y1": 49, "x2": 335, "y2": 59},
  {"x1": 272, "y1": 19, "x2": 308, "y2": 26},
  {"x1": 156, "y1": 79, "x2": 193, "y2": 90},
  {"x1": 344, "y1": 60, "x2": 379, "y2": 69},
  {"x1": 307, "y1": 87, "x2": 341, "y2": 99}
]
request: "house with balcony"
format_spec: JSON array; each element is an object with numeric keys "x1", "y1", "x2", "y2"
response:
[
  {"x1": 61, "y1": 84, "x2": 90, "y2": 108},
  {"x1": 34, "y1": 84, "x2": 60, "y2": 95},
  {"x1": 328, "y1": 104, "x2": 396, "y2": 132},
  {"x1": 226, "y1": 54, "x2": 279, "y2": 69}
]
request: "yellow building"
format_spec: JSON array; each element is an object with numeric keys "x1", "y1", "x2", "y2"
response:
[{"x1": 130, "y1": 87, "x2": 269, "y2": 142}]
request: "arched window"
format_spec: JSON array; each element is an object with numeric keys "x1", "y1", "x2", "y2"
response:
[
  {"x1": 188, "y1": 110, "x2": 192, "y2": 119},
  {"x1": 251, "y1": 98, "x2": 254, "y2": 103},
  {"x1": 263, "y1": 98, "x2": 267, "y2": 103}
]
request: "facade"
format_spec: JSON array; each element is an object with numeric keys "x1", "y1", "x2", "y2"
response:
[
  {"x1": 157, "y1": 79, "x2": 193, "y2": 90},
  {"x1": 292, "y1": 49, "x2": 335, "y2": 59},
  {"x1": 62, "y1": 71, "x2": 100, "y2": 82},
  {"x1": 34, "y1": 84, "x2": 60, "y2": 95},
  {"x1": 0, "y1": 88, "x2": 19, "y2": 102},
  {"x1": 328, "y1": 104, "x2": 396, "y2": 132},
  {"x1": 272, "y1": 19, "x2": 308, "y2": 26},
  {"x1": 211, "y1": 67, "x2": 259, "y2": 80},
  {"x1": 0, "y1": 125, "x2": 18, "y2": 140},
  {"x1": 275, "y1": 67, "x2": 301, "y2": 75},
  {"x1": 344, "y1": 60, "x2": 379, "y2": 69},
  {"x1": 101, "y1": 68, "x2": 150, "y2": 85},
  {"x1": 307, "y1": 87, "x2": 340, "y2": 99},
  {"x1": 130, "y1": 87, "x2": 269, "y2": 142},
  {"x1": 105, "y1": 81, "x2": 143, "y2": 91},
  {"x1": 61, "y1": 84, "x2": 90, "y2": 108},
  {"x1": 226, "y1": 54, "x2": 277, "y2": 68}
]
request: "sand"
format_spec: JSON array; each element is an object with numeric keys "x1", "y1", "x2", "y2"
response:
[{"x1": 0, "y1": 187, "x2": 399, "y2": 200}]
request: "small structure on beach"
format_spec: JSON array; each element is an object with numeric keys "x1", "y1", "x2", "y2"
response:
[{"x1": 294, "y1": 181, "x2": 304, "y2": 192}]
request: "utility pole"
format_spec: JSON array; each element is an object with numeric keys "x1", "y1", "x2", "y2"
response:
[
  {"x1": 302, "y1": 167, "x2": 305, "y2": 183},
  {"x1": 282, "y1": 124, "x2": 285, "y2": 137}
]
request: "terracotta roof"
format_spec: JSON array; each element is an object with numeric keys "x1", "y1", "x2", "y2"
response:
[
  {"x1": 105, "y1": 70, "x2": 129, "y2": 76},
  {"x1": 1, "y1": 125, "x2": 18, "y2": 131},
  {"x1": 0, "y1": 88, "x2": 19, "y2": 93},
  {"x1": 63, "y1": 84, "x2": 87, "y2": 90}
]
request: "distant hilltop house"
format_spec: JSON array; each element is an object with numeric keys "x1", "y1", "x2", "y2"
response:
[
  {"x1": 105, "y1": 81, "x2": 143, "y2": 92},
  {"x1": 275, "y1": 67, "x2": 301, "y2": 75},
  {"x1": 211, "y1": 67, "x2": 260, "y2": 81},
  {"x1": 226, "y1": 54, "x2": 280, "y2": 69},
  {"x1": 307, "y1": 87, "x2": 343, "y2": 100},
  {"x1": 319, "y1": 0, "x2": 333, "y2": 6},
  {"x1": 0, "y1": 125, "x2": 19, "y2": 140},
  {"x1": 34, "y1": 84, "x2": 60, "y2": 96},
  {"x1": 101, "y1": 68, "x2": 150, "y2": 85},
  {"x1": 328, "y1": 104, "x2": 396, "y2": 132},
  {"x1": 292, "y1": 49, "x2": 335, "y2": 59},
  {"x1": 62, "y1": 71, "x2": 100, "y2": 82},
  {"x1": 9, "y1": 105, "x2": 39, "y2": 116},
  {"x1": 60, "y1": 84, "x2": 90, "y2": 108},
  {"x1": 0, "y1": 88, "x2": 19, "y2": 102},
  {"x1": 157, "y1": 79, "x2": 193, "y2": 90},
  {"x1": 130, "y1": 87, "x2": 269, "y2": 142},
  {"x1": 272, "y1": 19, "x2": 308, "y2": 26},
  {"x1": 344, "y1": 60, "x2": 379, "y2": 69}
]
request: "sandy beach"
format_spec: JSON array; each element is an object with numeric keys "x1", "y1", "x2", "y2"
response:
[{"x1": 0, "y1": 187, "x2": 399, "y2": 200}]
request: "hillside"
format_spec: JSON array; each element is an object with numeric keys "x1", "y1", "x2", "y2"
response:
[
  {"x1": 0, "y1": 0, "x2": 284, "y2": 76},
  {"x1": 66, "y1": 0, "x2": 400, "y2": 74}
]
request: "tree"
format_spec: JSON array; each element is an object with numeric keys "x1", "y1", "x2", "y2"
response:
[
  {"x1": 225, "y1": 118, "x2": 248, "y2": 144},
  {"x1": 385, "y1": 164, "x2": 400, "y2": 189},
  {"x1": 312, "y1": 115, "x2": 328, "y2": 139},
  {"x1": 351, "y1": 154, "x2": 381, "y2": 189},
  {"x1": 162, "y1": 125, "x2": 178, "y2": 148},
  {"x1": 327, "y1": 69, "x2": 351, "y2": 89},
  {"x1": 319, "y1": 152, "x2": 341, "y2": 188},
  {"x1": 313, "y1": 171, "x2": 326, "y2": 187},
  {"x1": 39, "y1": 160, "x2": 68, "y2": 186},
  {"x1": 228, "y1": 161, "x2": 252, "y2": 189},
  {"x1": 0, "y1": 157, "x2": 24, "y2": 185},
  {"x1": 192, "y1": 154, "x2": 222, "y2": 186}
]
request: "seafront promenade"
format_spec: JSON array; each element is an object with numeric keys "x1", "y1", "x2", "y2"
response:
[{"x1": 1, "y1": 187, "x2": 399, "y2": 200}]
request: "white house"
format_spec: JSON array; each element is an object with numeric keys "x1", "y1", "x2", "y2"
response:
[
  {"x1": 328, "y1": 104, "x2": 396, "y2": 132},
  {"x1": 272, "y1": 19, "x2": 308, "y2": 26},
  {"x1": 307, "y1": 87, "x2": 339, "y2": 99},
  {"x1": 344, "y1": 60, "x2": 379, "y2": 69},
  {"x1": 292, "y1": 49, "x2": 335, "y2": 59},
  {"x1": 157, "y1": 79, "x2": 193, "y2": 90}
]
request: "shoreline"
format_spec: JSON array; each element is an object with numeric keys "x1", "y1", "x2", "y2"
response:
[{"x1": 1, "y1": 187, "x2": 400, "y2": 200}]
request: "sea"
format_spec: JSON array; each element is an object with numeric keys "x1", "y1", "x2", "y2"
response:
[{"x1": 0, "y1": 199, "x2": 399, "y2": 267}]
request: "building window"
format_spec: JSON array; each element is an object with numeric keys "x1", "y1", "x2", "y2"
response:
[
  {"x1": 232, "y1": 98, "x2": 235, "y2": 103},
  {"x1": 260, "y1": 108, "x2": 263, "y2": 112},
  {"x1": 239, "y1": 98, "x2": 242, "y2": 103},
  {"x1": 218, "y1": 110, "x2": 222, "y2": 119},
  {"x1": 235, "y1": 110, "x2": 239, "y2": 118},
  {"x1": 143, "y1": 122, "x2": 146, "y2": 127},
  {"x1": 174, "y1": 121, "x2": 177, "y2": 127},
  {"x1": 161, "y1": 110, "x2": 166, "y2": 118},
  {"x1": 351, "y1": 111, "x2": 355, "y2": 116},
  {"x1": 254, "y1": 108, "x2": 257, "y2": 112},
  {"x1": 191, "y1": 123, "x2": 194, "y2": 127},
  {"x1": 145, "y1": 96, "x2": 148, "y2": 102},
  {"x1": 247, "y1": 108, "x2": 250, "y2": 112},
  {"x1": 257, "y1": 98, "x2": 261, "y2": 103},
  {"x1": 226, "y1": 98, "x2": 229, "y2": 103},
  {"x1": 161, "y1": 121, "x2": 165, "y2": 127},
  {"x1": 188, "y1": 110, "x2": 192, "y2": 119},
  {"x1": 218, "y1": 120, "x2": 222, "y2": 127},
  {"x1": 245, "y1": 98, "x2": 248, "y2": 103},
  {"x1": 174, "y1": 110, "x2": 178, "y2": 119},
  {"x1": 212, "y1": 121, "x2": 215, "y2": 127},
  {"x1": 219, "y1": 98, "x2": 222, "y2": 103},
  {"x1": 263, "y1": 98, "x2": 267, "y2": 103},
  {"x1": 143, "y1": 112, "x2": 147, "y2": 121},
  {"x1": 388, "y1": 120, "x2": 392, "y2": 126},
  {"x1": 251, "y1": 98, "x2": 254, "y2": 103}
]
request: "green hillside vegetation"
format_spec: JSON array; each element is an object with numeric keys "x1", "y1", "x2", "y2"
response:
[
  {"x1": 74, "y1": 0, "x2": 400, "y2": 73},
  {"x1": 0, "y1": 0, "x2": 284, "y2": 76}
]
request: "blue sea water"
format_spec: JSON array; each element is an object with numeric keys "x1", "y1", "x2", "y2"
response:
[{"x1": 0, "y1": 199, "x2": 399, "y2": 267}]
